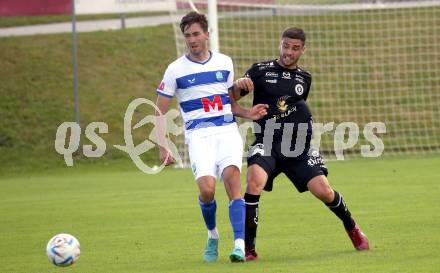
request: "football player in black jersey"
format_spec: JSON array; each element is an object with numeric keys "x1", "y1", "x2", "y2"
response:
[{"x1": 230, "y1": 27, "x2": 369, "y2": 261}]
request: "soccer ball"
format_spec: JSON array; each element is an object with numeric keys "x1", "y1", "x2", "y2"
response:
[{"x1": 46, "y1": 233, "x2": 80, "y2": 267}]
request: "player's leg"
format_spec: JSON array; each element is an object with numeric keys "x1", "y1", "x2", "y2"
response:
[
  {"x1": 307, "y1": 175, "x2": 353, "y2": 227},
  {"x1": 217, "y1": 129, "x2": 246, "y2": 262},
  {"x1": 302, "y1": 150, "x2": 369, "y2": 251},
  {"x1": 222, "y1": 165, "x2": 246, "y2": 262},
  {"x1": 244, "y1": 142, "x2": 278, "y2": 261},
  {"x1": 282, "y1": 149, "x2": 369, "y2": 251},
  {"x1": 197, "y1": 176, "x2": 220, "y2": 262},
  {"x1": 307, "y1": 175, "x2": 369, "y2": 251},
  {"x1": 244, "y1": 163, "x2": 269, "y2": 261},
  {"x1": 197, "y1": 176, "x2": 217, "y2": 232},
  {"x1": 188, "y1": 134, "x2": 220, "y2": 262}
]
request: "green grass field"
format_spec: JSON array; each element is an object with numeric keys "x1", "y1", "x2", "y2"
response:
[{"x1": 1, "y1": 155, "x2": 439, "y2": 273}]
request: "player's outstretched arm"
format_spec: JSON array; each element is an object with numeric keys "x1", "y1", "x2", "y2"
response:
[
  {"x1": 230, "y1": 77, "x2": 254, "y2": 101},
  {"x1": 155, "y1": 95, "x2": 176, "y2": 166},
  {"x1": 229, "y1": 90, "x2": 268, "y2": 120},
  {"x1": 248, "y1": 103, "x2": 269, "y2": 120}
]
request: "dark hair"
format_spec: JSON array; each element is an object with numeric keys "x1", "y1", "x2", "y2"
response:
[
  {"x1": 282, "y1": 27, "x2": 306, "y2": 44},
  {"x1": 180, "y1": 11, "x2": 209, "y2": 33}
]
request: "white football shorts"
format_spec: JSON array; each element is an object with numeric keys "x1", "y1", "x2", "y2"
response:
[{"x1": 187, "y1": 127, "x2": 243, "y2": 180}]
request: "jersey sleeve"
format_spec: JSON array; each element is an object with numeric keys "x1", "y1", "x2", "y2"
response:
[
  {"x1": 226, "y1": 56, "x2": 234, "y2": 89},
  {"x1": 244, "y1": 63, "x2": 258, "y2": 81},
  {"x1": 303, "y1": 74, "x2": 312, "y2": 101},
  {"x1": 239, "y1": 64, "x2": 258, "y2": 97},
  {"x1": 156, "y1": 65, "x2": 176, "y2": 98}
]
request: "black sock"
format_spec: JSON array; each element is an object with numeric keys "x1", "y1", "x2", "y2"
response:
[
  {"x1": 244, "y1": 193, "x2": 260, "y2": 251},
  {"x1": 325, "y1": 191, "x2": 355, "y2": 230}
]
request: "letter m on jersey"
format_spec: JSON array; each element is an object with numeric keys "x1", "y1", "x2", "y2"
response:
[{"x1": 201, "y1": 95, "x2": 223, "y2": 112}]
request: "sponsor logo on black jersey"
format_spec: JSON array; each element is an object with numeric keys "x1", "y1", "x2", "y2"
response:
[
  {"x1": 265, "y1": 72, "x2": 279, "y2": 78},
  {"x1": 257, "y1": 62, "x2": 275, "y2": 70},
  {"x1": 295, "y1": 84, "x2": 304, "y2": 95},
  {"x1": 266, "y1": 79, "x2": 277, "y2": 84},
  {"x1": 273, "y1": 95, "x2": 297, "y2": 119},
  {"x1": 295, "y1": 75, "x2": 305, "y2": 83},
  {"x1": 257, "y1": 62, "x2": 274, "y2": 70},
  {"x1": 282, "y1": 72, "x2": 291, "y2": 79},
  {"x1": 276, "y1": 95, "x2": 290, "y2": 113}
]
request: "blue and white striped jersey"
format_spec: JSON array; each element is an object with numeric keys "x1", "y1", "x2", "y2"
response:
[{"x1": 157, "y1": 51, "x2": 237, "y2": 137}]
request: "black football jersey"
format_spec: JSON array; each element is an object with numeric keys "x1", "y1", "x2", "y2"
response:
[{"x1": 244, "y1": 59, "x2": 313, "y2": 144}]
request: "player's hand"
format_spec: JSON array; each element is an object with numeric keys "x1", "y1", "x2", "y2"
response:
[
  {"x1": 159, "y1": 146, "x2": 175, "y2": 166},
  {"x1": 235, "y1": 77, "x2": 254, "y2": 93},
  {"x1": 249, "y1": 104, "x2": 269, "y2": 120}
]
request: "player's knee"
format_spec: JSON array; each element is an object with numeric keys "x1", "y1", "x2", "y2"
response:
[
  {"x1": 319, "y1": 186, "x2": 334, "y2": 203},
  {"x1": 222, "y1": 165, "x2": 240, "y2": 182},
  {"x1": 199, "y1": 190, "x2": 215, "y2": 203},
  {"x1": 308, "y1": 176, "x2": 334, "y2": 203},
  {"x1": 198, "y1": 184, "x2": 215, "y2": 203},
  {"x1": 197, "y1": 176, "x2": 216, "y2": 202},
  {"x1": 246, "y1": 175, "x2": 265, "y2": 195}
]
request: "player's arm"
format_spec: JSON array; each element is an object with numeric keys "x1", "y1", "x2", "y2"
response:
[
  {"x1": 155, "y1": 94, "x2": 176, "y2": 166},
  {"x1": 230, "y1": 77, "x2": 254, "y2": 101},
  {"x1": 303, "y1": 74, "x2": 312, "y2": 101},
  {"x1": 229, "y1": 90, "x2": 268, "y2": 120}
]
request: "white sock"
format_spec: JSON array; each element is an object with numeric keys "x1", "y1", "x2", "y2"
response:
[
  {"x1": 235, "y1": 238, "x2": 245, "y2": 253},
  {"x1": 208, "y1": 227, "x2": 219, "y2": 239}
]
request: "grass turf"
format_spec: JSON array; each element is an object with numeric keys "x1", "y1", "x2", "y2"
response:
[{"x1": 0, "y1": 155, "x2": 439, "y2": 273}]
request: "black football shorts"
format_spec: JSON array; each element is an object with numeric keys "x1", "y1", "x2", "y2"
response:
[{"x1": 247, "y1": 143, "x2": 328, "y2": 193}]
